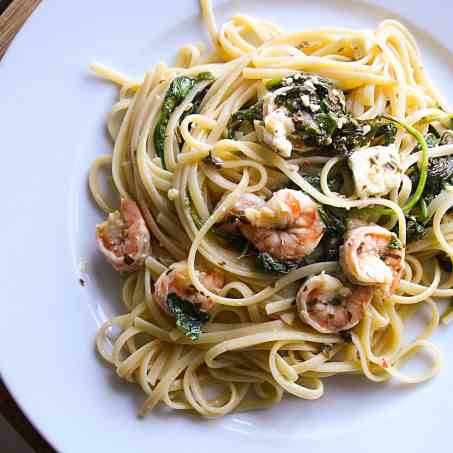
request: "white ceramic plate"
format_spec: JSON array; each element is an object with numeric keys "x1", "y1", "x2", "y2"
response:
[{"x1": 1, "y1": 0, "x2": 453, "y2": 451}]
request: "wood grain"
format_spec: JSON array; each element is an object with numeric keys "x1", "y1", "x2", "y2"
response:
[
  {"x1": 0, "y1": 0, "x2": 40, "y2": 58},
  {"x1": 0, "y1": 3, "x2": 56, "y2": 451}
]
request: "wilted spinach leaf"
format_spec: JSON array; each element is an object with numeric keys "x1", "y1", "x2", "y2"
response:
[
  {"x1": 167, "y1": 293, "x2": 210, "y2": 340},
  {"x1": 406, "y1": 216, "x2": 427, "y2": 243},
  {"x1": 227, "y1": 101, "x2": 263, "y2": 138},
  {"x1": 154, "y1": 73, "x2": 215, "y2": 167},
  {"x1": 256, "y1": 252, "x2": 303, "y2": 274}
]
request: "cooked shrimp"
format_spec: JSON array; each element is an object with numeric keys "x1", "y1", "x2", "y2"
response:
[
  {"x1": 96, "y1": 198, "x2": 150, "y2": 272},
  {"x1": 340, "y1": 225, "x2": 405, "y2": 295},
  {"x1": 297, "y1": 273, "x2": 373, "y2": 333},
  {"x1": 154, "y1": 261, "x2": 224, "y2": 314},
  {"x1": 230, "y1": 193, "x2": 265, "y2": 217},
  {"x1": 234, "y1": 189, "x2": 325, "y2": 260}
]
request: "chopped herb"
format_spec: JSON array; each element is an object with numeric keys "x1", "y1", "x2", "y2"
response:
[
  {"x1": 368, "y1": 121, "x2": 398, "y2": 146},
  {"x1": 387, "y1": 236, "x2": 402, "y2": 250},
  {"x1": 271, "y1": 74, "x2": 346, "y2": 148},
  {"x1": 418, "y1": 197, "x2": 428, "y2": 221},
  {"x1": 227, "y1": 101, "x2": 263, "y2": 139},
  {"x1": 317, "y1": 205, "x2": 348, "y2": 261},
  {"x1": 195, "y1": 72, "x2": 215, "y2": 82},
  {"x1": 79, "y1": 278, "x2": 85, "y2": 287},
  {"x1": 265, "y1": 77, "x2": 283, "y2": 90},
  {"x1": 318, "y1": 206, "x2": 347, "y2": 237},
  {"x1": 154, "y1": 73, "x2": 215, "y2": 167},
  {"x1": 180, "y1": 84, "x2": 211, "y2": 124},
  {"x1": 406, "y1": 216, "x2": 426, "y2": 243},
  {"x1": 410, "y1": 153, "x2": 453, "y2": 205},
  {"x1": 262, "y1": 73, "x2": 396, "y2": 155},
  {"x1": 331, "y1": 117, "x2": 397, "y2": 156},
  {"x1": 256, "y1": 252, "x2": 303, "y2": 274},
  {"x1": 154, "y1": 77, "x2": 195, "y2": 166},
  {"x1": 210, "y1": 224, "x2": 248, "y2": 249},
  {"x1": 185, "y1": 195, "x2": 204, "y2": 229},
  {"x1": 166, "y1": 293, "x2": 210, "y2": 340},
  {"x1": 288, "y1": 173, "x2": 343, "y2": 193}
]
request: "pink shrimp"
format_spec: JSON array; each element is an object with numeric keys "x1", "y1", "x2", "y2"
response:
[
  {"x1": 297, "y1": 273, "x2": 373, "y2": 333},
  {"x1": 340, "y1": 225, "x2": 405, "y2": 296},
  {"x1": 96, "y1": 198, "x2": 150, "y2": 272},
  {"x1": 234, "y1": 189, "x2": 325, "y2": 260},
  {"x1": 154, "y1": 261, "x2": 224, "y2": 314}
]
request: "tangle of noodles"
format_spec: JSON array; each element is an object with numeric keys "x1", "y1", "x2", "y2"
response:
[{"x1": 90, "y1": 0, "x2": 453, "y2": 418}]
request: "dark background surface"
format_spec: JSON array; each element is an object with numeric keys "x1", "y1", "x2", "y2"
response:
[{"x1": 0, "y1": 0, "x2": 11, "y2": 11}]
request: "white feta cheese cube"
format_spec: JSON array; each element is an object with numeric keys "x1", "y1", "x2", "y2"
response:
[{"x1": 349, "y1": 144, "x2": 402, "y2": 198}]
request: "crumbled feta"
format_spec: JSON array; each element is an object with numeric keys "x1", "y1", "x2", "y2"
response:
[
  {"x1": 362, "y1": 125, "x2": 371, "y2": 135},
  {"x1": 255, "y1": 92, "x2": 295, "y2": 157},
  {"x1": 304, "y1": 79, "x2": 315, "y2": 90},
  {"x1": 336, "y1": 116, "x2": 349, "y2": 129},
  {"x1": 301, "y1": 95, "x2": 310, "y2": 107},
  {"x1": 349, "y1": 144, "x2": 402, "y2": 198}
]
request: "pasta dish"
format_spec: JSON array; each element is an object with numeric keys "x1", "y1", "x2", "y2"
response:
[{"x1": 89, "y1": 0, "x2": 453, "y2": 417}]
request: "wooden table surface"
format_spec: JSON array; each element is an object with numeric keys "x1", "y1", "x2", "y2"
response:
[{"x1": 0, "y1": 1, "x2": 56, "y2": 451}]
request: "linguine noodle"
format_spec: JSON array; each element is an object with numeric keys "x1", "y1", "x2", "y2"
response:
[{"x1": 90, "y1": 0, "x2": 453, "y2": 417}]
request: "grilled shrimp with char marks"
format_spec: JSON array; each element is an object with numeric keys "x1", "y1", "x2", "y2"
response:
[
  {"x1": 234, "y1": 189, "x2": 325, "y2": 260},
  {"x1": 96, "y1": 198, "x2": 150, "y2": 272},
  {"x1": 297, "y1": 273, "x2": 373, "y2": 333},
  {"x1": 154, "y1": 261, "x2": 224, "y2": 314},
  {"x1": 340, "y1": 225, "x2": 405, "y2": 296}
]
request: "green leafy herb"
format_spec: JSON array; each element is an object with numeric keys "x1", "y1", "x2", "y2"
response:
[
  {"x1": 387, "y1": 236, "x2": 402, "y2": 250},
  {"x1": 154, "y1": 73, "x2": 215, "y2": 167},
  {"x1": 187, "y1": 192, "x2": 249, "y2": 248},
  {"x1": 265, "y1": 77, "x2": 283, "y2": 90},
  {"x1": 262, "y1": 73, "x2": 397, "y2": 155},
  {"x1": 317, "y1": 205, "x2": 348, "y2": 261},
  {"x1": 368, "y1": 121, "x2": 398, "y2": 146},
  {"x1": 318, "y1": 205, "x2": 347, "y2": 236},
  {"x1": 331, "y1": 117, "x2": 397, "y2": 156},
  {"x1": 166, "y1": 293, "x2": 210, "y2": 340},
  {"x1": 288, "y1": 173, "x2": 343, "y2": 193},
  {"x1": 184, "y1": 194, "x2": 205, "y2": 229},
  {"x1": 410, "y1": 154, "x2": 453, "y2": 205},
  {"x1": 256, "y1": 252, "x2": 303, "y2": 274},
  {"x1": 227, "y1": 101, "x2": 263, "y2": 138},
  {"x1": 406, "y1": 216, "x2": 426, "y2": 243},
  {"x1": 180, "y1": 84, "x2": 210, "y2": 125},
  {"x1": 195, "y1": 72, "x2": 215, "y2": 82},
  {"x1": 210, "y1": 224, "x2": 248, "y2": 249},
  {"x1": 418, "y1": 197, "x2": 428, "y2": 221},
  {"x1": 270, "y1": 74, "x2": 346, "y2": 148},
  {"x1": 154, "y1": 77, "x2": 195, "y2": 165}
]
